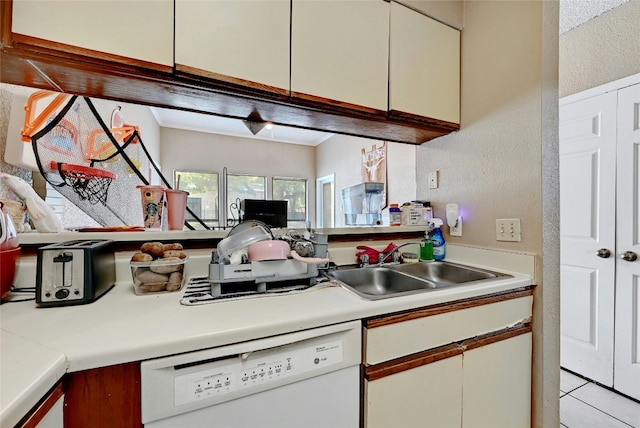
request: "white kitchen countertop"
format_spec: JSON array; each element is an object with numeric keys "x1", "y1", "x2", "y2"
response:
[
  {"x1": 0, "y1": 244, "x2": 535, "y2": 427},
  {"x1": 0, "y1": 331, "x2": 66, "y2": 427}
]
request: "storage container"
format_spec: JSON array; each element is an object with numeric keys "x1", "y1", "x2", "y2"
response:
[
  {"x1": 131, "y1": 256, "x2": 188, "y2": 295},
  {"x1": 216, "y1": 225, "x2": 271, "y2": 261}
]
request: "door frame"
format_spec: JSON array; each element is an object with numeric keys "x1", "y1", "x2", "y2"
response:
[
  {"x1": 316, "y1": 174, "x2": 335, "y2": 228},
  {"x1": 560, "y1": 73, "x2": 640, "y2": 107}
]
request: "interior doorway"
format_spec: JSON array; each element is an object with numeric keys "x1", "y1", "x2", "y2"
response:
[
  {"x1": 316, "y1": 174, "x2": 335, "y2": 228},
  {"x1": 559, "y1": 74, "x2": 640, "y2": 401}
]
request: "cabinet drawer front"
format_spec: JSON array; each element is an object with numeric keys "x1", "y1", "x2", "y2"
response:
[{"x1": 365, "y1": 296, "x2": 532, "y2": 365}]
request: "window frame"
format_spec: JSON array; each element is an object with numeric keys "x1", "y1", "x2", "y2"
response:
[{"x1": 272, "y1": 176, "x2": 308, "y2": 228}]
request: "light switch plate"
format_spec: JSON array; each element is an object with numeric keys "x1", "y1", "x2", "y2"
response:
[
  {"x1": 496, "y1": 218, "x2": 521, "y2": 242},
  {"x1": 429, "y1": 171, "x2": 439, "y2": 189}
]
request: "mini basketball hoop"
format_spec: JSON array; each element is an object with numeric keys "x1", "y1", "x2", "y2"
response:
[{"x1": 50, "y1": 161, "x2": 116, "y2": 206}]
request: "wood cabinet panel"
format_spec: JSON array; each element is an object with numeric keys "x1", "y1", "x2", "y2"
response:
[
  {"x1": 17, "y1": 382, "x2": 64, "y2": 428},
  {"x1": 175, "y1": 0, "x2": 290, "y2": 94},
  {"x1": 389, "y1": 2, "x2": 460, "y2": 124},
  {"x1": 63, "y1": 362, "x2": 141, "y2": 428},
  {"x1": 11, "y1": 0, "x2": 173, "y2": 67},
  {"x1": 291, "y1": 0, "x2": 389, "y2": 111}
]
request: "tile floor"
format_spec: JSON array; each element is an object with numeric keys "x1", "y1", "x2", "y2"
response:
[{"x1": 560, "y1": 369, "x2": 640, "y2": 427}]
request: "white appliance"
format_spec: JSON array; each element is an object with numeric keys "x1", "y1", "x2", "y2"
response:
[{"x1": 141, "y1": 321, "x2": 361, "y2": 427}]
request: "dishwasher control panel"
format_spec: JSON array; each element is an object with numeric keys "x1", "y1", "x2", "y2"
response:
[
  {"x1": 174, "y1": 340, "x2": 343, "y2": 406},
  {"x1": 140, "y1": 320, "x2": 361, "y2": 425}
]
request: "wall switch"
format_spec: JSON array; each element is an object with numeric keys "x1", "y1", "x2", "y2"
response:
[
  {"x1": 429, "y1": 171, "x2": 439, "y2": 189},
  {"x1": 496, "y1": 218, "x2": 521, "y2": 242}
]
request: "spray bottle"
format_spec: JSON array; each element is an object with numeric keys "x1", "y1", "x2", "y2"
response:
[{"x1": 426, "y1": 218, "x2": 446, "y2": 261}]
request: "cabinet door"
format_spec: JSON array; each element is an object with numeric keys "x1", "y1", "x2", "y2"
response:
[
  {"x1": 175, "y1": 0, "x2": 290, "y2": 93},
  {"x1": 11, "y1": 0, "x2": 173, "y2": 67},
  {"x1": 389, "y1": 2, "x2": 460, "y2": 124},
  {"x1": 462, "y1": 332, "x2": 532, "y2": 428},
  {"x1": 291, "y1": 0, "x2": 389, "y2": 111},
  {"x1": 366, "y1": 354, "x2": 463, "y2": 428}
]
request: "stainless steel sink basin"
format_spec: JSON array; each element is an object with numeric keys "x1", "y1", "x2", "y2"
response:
[
  {"x1": 328, "y1": 267, "x2": 436, "y2": 300},
  {"x1": 390, "y1": 261, "x2": 512, "y2": 284},
  {"x1": 328, "y1": 261, "x2": 512, "y2": 300}
]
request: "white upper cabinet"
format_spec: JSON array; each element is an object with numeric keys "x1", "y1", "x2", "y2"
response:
[
  {"x1": 291, "y1": 0, "x2": 390, "y2": 111},
  {"x1": 175, "y1": 0, "x2": 290, "y2": 93},
  {"x1": 389, "y1": 1, "x2": 460, "y2": 123},
  {"x1": 11, "y1": 0, "x2": 173, "y2": 67}
]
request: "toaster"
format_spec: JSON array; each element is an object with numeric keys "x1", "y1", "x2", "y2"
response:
[{"x1": 36, "y1": 239, "x2": 116, "y2": 307}]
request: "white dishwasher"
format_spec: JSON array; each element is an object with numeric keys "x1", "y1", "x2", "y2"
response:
[{"x1": 141, "y1": 320, "x2": 361, "y2": 427}]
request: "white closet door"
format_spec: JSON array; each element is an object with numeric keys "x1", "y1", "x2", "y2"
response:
[
  {"x1": 614, "y1": 83, "x2": 640, "y2": 400},
  {"x1": 559, "y1": 91, "x2": 617, "y2": 386}
]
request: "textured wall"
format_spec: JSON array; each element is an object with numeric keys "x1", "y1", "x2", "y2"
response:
[
  {"x1": 160, "y1": 127, "x2": 316, "y2": 224},
  {"x1": 559, "y1": 0, "x2": 640, "y2": 97},
  {"x1": 415, "y1": 1, "x2": 559, "y2": 426},
  {"x1": 417, "y1": 1, "x2": 544, "y2": 254},
  {"x1": 316, "y1": 134, "x2": 416, "y2": 227},
  {"x1": 0, "y1": 84, "x2": 33, "y2": 199}
]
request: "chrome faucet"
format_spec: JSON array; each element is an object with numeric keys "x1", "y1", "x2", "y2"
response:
[{"x1": 376, "y1": 242, "x2": 422, "y2": 266}]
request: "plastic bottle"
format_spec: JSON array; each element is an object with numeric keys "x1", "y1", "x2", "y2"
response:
[
  {"x1": 389, "y1": 204, "x2": 402, "y2": 226},
  {"x1": 419, "y1": 235, "x2": 434, "y2": 261},
  {"x1": 429, "y1": 227, "x2": 446, "y2": 261}
]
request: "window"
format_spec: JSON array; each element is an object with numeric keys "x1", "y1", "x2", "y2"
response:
[
  {"x1": 273, "y1": 177, "x2": 307, "y2": 228},
  {"x1": 174, "y1": 171, "x2": 219, "y2": 229},
  {"x1": 226, "y1": 174, "x2": 266, "y2": 225}
]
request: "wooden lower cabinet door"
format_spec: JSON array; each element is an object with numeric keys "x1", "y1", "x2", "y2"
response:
[
  {"x1": 63, "y1": 362, "x2": 141, "y2": 428},
  {"x1": 462, "y1": 332, "x2": 532, "y2": 427},
  {"x1": 366, "y1": 354, "x2": 463, "y2": 428}
]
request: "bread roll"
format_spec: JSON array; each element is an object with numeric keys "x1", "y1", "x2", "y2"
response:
[
  {"x1": 135, "y1": 269, "x2": 169, "y2": 284},
  {"x1": 167, "y1": 272, "x2": 183, "y2": 291},
  {"x1": 162, "y1": 250, "x2": 187, "y2": 259},
  {"x1": 140, "y1": 242, "x2": 164, "y2": 258},
  {"x1": 163, "y1": 243, "x2": 183, "y2": 251},
  {"x1": 138, "y1": 283, "x2": 168, "y2": 293},
  {"x1": 150, "y1": 257, "x2": 183, "y2": 274},
  {"x1": 131, "y1": 252, "x2": 153, "y2": 262}
]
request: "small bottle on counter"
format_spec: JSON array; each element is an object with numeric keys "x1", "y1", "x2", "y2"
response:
[
  {"x1": 419, "y1": 239, "x2": 434, "y2": 261},
  {"x1": 389, "y1": 204, "x2": 402, "y2": 226},
  {"x1": 430, "y1": 227, "x2": 446, "y2": 261}
]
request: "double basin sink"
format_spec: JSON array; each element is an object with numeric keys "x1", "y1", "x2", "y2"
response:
[{"x1": 327, "y1": 261, "x2": 512, "y2": 300}]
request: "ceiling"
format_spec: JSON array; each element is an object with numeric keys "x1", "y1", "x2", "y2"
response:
[
  {"x1": 151, "y1": 0, "x2": 628, "y2": 145},
  {"x1": 559, "y1": 0, "x2": 628, "y2": 34},
  {"x1": 150, "y1": 107, "x2": 333, "y2": 146}
]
